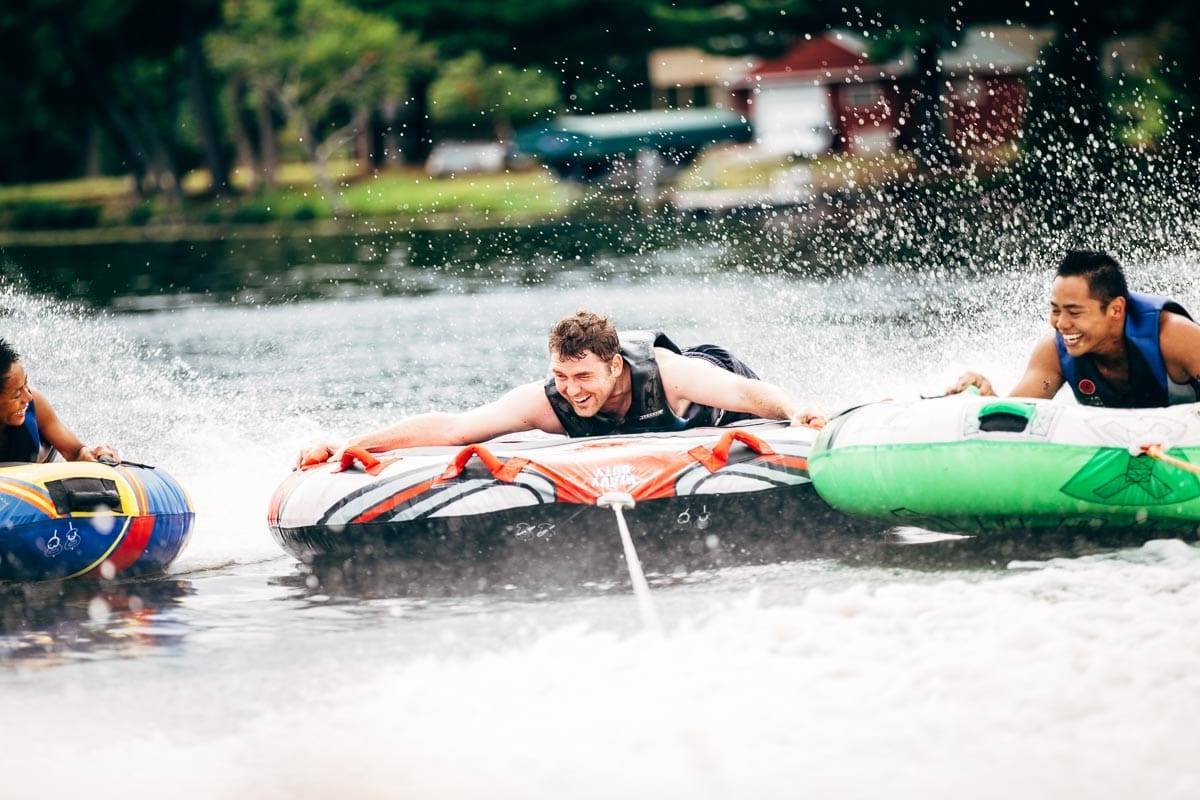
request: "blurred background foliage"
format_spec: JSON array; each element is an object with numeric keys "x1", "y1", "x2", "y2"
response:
[{"x1": 0, "y1": 0, "x2": 1195, "y2": 223}]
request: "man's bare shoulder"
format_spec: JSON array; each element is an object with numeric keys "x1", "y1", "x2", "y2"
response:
[
  {"x1": 653, "y1": 346, "x2": 681, "y2": 362},
  {"x1": 1159, "y1": 310, "x2": 1200, "y2": 376},
  {"x1": 1160, "y1": 308, "x2": 1200, "y2": 336},
  {"x1": 30, "y1": 388, "x2": 56, "y2": 418},
  {"x1": 653, "y1": 346, "x2": 717, "y2": 385}
]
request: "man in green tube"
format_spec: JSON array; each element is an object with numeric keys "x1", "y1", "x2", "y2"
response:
[{"x1": 948, "y1": 250, "x2": 1200, "y2": 408}]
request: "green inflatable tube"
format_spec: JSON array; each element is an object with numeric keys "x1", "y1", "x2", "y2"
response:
[{"x1": 808, "y1": 395, "x2": 1200, "y2": 534}]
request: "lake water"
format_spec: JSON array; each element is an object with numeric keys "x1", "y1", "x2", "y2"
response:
[{"x1": 2, "y1": 207, "x2": 1199, "y2": 798}]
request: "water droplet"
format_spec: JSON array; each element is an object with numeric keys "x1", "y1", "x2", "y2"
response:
[{"x1": 88, "y1": 596, "x2": 111, "y2": 622}]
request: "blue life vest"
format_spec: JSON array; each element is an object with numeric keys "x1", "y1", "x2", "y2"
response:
[
  {"x1": 0, "y1": 398, "x2": 44, "y2": 462},
  {"x1": 1056, "y1": 291, "x2": 1200, "y2": 408}
]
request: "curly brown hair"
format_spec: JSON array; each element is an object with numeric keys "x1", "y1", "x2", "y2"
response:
[{"x1": 548, "y1": 310, "x2": 619, "y2": 361}]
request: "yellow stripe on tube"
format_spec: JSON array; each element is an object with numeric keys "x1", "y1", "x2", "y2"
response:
[{"x1": 0, "y1": 483, "x2": 59, "y2": 518}]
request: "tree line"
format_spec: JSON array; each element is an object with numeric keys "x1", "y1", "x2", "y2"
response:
[{"x1": 0, "y1": 0, "x2": 1195, "y2": 196}]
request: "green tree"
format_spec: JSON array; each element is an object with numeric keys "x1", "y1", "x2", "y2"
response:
[
  {"x1": 206, "y1": 1, "x2": 284, "y2": 188},
  {"x1": 5, "y1": 0, "x2": 231, "y2": 199},
  {"x1": 0, "y1": 7, "x2": 94, "y2": 182},
  {"x1": 209, "y1": 0, "x2": 433, "y2": 209},
  {"x1": 1159, "y1": 8, "x2": 1200, "y2": 149},
  {"x1": 428, "y1": 52, "x2": 560, "y2": 141},
  {"x1": 180, "y1": 0, "x2": 233, "y2": 195},
  {"x1": 357, "y1": 0, "x2": 667, "y2": 162}
]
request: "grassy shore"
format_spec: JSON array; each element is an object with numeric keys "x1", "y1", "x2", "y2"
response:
[
  {"x1": 0, "y1": 148, "x2": 1011, "y2": 244},
  {"x1": 0, "y1": 161, "x2": 576, "y2": 240},
  {"x1": 237, "y1": 169, "x2": 572, "y2": 222},
  {"x1": 676, "y1": 142, "x2": 1023, "y2": 195}
]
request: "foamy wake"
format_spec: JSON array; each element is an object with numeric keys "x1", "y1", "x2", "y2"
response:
[{"x1": 4, "y1": 538, "x2": 1198, "y2": 799}]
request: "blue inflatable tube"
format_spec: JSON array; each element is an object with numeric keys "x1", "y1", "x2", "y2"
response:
[{"x1": 0, "y1": 461, "x2": 195, "y2": 582}]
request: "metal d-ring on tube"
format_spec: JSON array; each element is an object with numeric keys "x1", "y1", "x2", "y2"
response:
[{"x1": 596, "y1": 491, "x2": 662, "y2": 635}]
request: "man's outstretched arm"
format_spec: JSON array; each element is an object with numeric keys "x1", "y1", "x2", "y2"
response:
[
  {"x1": 1007, "y1": 336, "x2": 1066, "y2": 398},
  {"x1": 297, "y1": 381, "x2": 565, "y2": 466},
  {"x1": 949, "y1": 336, "x2": 1063, "y2": 400},
  {"x1": 657, "y1": 350, "x2": 823, "y2": 426},
  {"x1": 33, "y1": 390, "x2": 119, "y2": 462}
]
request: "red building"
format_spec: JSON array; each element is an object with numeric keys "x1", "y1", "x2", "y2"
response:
[
  {"x1": 939, "y1": 30, "x2": 1050, "y2": 152},
  {"x1": 729, "y1": 29, "x2": 1046, "y2": 157},
  {"x1": 738, "y1": 32, "x2": 907, "y2": 155}
]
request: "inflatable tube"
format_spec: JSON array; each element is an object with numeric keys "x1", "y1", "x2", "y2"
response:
[
  {"x1": 809, "y1": 395, "x2": 1200, "y2": 534},
  {"x1": 0, "y1": 461, "x2": 195, "y2": 582},
  {"x1": 268, "y1": 421, "x2": 841, "y2": 563}
]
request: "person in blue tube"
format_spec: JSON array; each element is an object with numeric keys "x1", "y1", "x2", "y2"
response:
[
  {"x1": 0, "y1": 338, "x2": 119, "y2": 463},
  {"x1": 949, "y1": 250, "x2": 1200, "y2": 407}
]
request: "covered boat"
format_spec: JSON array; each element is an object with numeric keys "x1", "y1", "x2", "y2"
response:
[
  {"x1": 809, "y1": 394, "x2": 1200, "y2": 535},
  {"x1": 268, "y1": 421, "x2": 847, "y2": 569},
  {"x1": 0, "y1": 461, "x2": 195, "y2": 582}
]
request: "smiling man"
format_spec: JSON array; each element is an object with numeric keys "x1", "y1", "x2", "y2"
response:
[
  {"x1": 298, "y1": 310, "x2": 820, "y2": 466},
  {"x1": 949, "y1": 251, "x2": 1200, "y2": 407}
]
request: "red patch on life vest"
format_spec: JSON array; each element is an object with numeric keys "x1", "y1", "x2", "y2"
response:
[{"x1": 1078, "y1": 379, "x2": 1097, "y2": 396}]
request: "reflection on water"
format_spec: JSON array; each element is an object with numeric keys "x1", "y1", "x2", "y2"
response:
[
  {"x1": 3, "y1": 221, "x2": 739, "y2": 310},
  {"x1": 0, "y1": 578, "x2": 194, "y2": 666},
  {"x1": 1, "y1": 469, "x2": 1190, "y2": 672},
  {"x1": 1, "y1": 521, "x2": 1189, "y2": 669},
  {"x1": 0, "y1": 195, "x2": 1093, "y2": 312}
]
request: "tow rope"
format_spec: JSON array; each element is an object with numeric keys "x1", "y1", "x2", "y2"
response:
[
  {"x1": 596, "y1": 491, "x2": 662, "y2": 635},
  {"x1": 1139, "y1": 443, "x2": 1200, "y2": 477}
]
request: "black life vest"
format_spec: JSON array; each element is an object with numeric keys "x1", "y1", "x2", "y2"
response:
[
  {"x1": 544, "y1": 330, "x2": 749, "y2": 437},
  {"x1": 1055, "y1": 292, "x2": 1200, "y2": 408}
]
